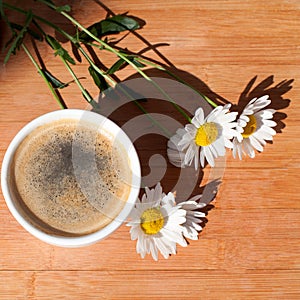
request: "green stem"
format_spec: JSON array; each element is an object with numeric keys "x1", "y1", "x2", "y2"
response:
[
  {"x1": 30, "y1": 18, "x2": 94, "y2": 105},
  {"x1": 3, "y1": 2, "x2": 76, "y2": 42},
  {"x1": 36, "y1": 4, "x2": 191, "y2": 122},
  {"x1": 21, "y1": 44, "x2": 67, "y2": 109},
  {"x1": 60, "y1": 57, "x2": 94, "y2": 104},
  {"x1": 3, "y1": 1, "x2": 172, "y2": 136},
  {"x1": 78, "y1": 47, "x2": 171, "y2": 136}
]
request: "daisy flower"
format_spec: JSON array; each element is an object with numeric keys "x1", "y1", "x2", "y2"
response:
[
  {"x1": 127, "y1": 183, "x2": 187, "y2": 261},
  {"x1": 177, "y1": 195, "x2": 206, "y2": 241},
  {"x1": 232, "y1": 95, "x2": 277, "y2": 159},
  {"x1": 168, "y1": 104, "x2": 238, "y2": 169},
  {"x1": 166, "y1": 193, "x2": 206, "y2": 241}
]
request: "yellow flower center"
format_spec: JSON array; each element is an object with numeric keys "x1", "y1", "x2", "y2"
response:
[
  {"x1": 242, "y1": 115, "x2": 257, "y2": 138},
  {"x1": 140, "y1": 208, "x2": 165, "y2": 235},
  {"x1": 195, "y1": 122, "x2": 219, "y2": 146}
]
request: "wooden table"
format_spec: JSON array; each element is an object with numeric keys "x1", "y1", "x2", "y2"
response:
[{"x1": 0, "y1": 0, "x2": 299, "y2": 298}]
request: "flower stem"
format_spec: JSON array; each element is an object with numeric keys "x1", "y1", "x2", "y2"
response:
[
  {"x1": 78, "y1": 47, "x2": 171, "y2": 136},
  {"x1": 21, "y1": 43, "x2": 67, "y2": 109},
  {"x1": 3, "y1": 1, "x2": 172, "y2": 136},
  {"x1": 34, "y1": 3, "x2": 191, "y2": 122}
]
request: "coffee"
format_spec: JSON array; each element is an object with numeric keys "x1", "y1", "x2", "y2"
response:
[{"x1": 11, "y1": 119, "x2": 131, "y2": 236}]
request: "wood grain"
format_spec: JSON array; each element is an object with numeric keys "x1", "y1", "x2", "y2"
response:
[{"x1": 0, "y1": 0, "x2": 299, "y2": 299}]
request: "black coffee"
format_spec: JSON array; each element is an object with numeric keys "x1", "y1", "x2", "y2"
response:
[{"x1": 12, "y1": 119, "x2": 131, "y2": 235}]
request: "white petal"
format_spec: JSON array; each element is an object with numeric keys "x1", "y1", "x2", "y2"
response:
[
  {"x1": 249, "y1": 135, "x2": 264, "y2": 152},
  {"x1": 149, "y1": 240, "x2": 158, "y2": 261},
  {"x1": 167, "y1": 148, "x2": 185, "y2": 168},
  {"x1": 144, "y1": 186, "x2": 154, "y2": 203},
  {"x1": 161, "y1": 228, "x2": 187, "y2": 247},
  {"x1": 136, "y1": 234, "x2": 146, "y2": 258},
  {"x1": 207, "y1": 106, "x2": 222, "y2": 122},
  {"x1": 185, "y1": 123, "x2": 197, "y2": 135},
  {"x1": 154, "y1": 182, "x2": 163, "y2": 203},
  {"x1": 260, "y1": 125, "x2": 276, "y2": 136},
  {"x1": 203, "y1": 146, "x2": 215, "y2": 167},
  {"x1": 184, "y1": 143, "x2": 197, "y2": 166},
  {"x1": 262, "y1": 119, "x2": 277, "y2": 127},
  {"x1": 252, "y1": 96, "x2": 271, "y2": 113},
  {"x1": 255, "y1": 109, "x2": 275, "y2": 119},
  {"x1": 200, "y1": 148, "x2": 205, "y2": 167},
  {"x1": 217, "y1": 111, "x2": 238, "y2": 124},
  {"x1": 243, "y1": 139, "x2": 255, "y2": 158},
  {"x1": 158, "y1": 237, "x2": 177, "y2": 255},
  {"x1": 232, "y1": 138, "x2": 243, "y2": 160},
  {"x1": 212, "y1": 138, "x2": 226, "y2": 156},
  {"x1": 178, "y1": 135, "x2": 193, "y2": 150},
  {"x1": 155, "y1": 237, "x2": 171, "y2": 259},
  {"x1": 192, "y1": 107, "x2": 205, "y2": 127},
  {"x1": 182, "y1": 227, "x2": 198, "y2": 240},
  {"x1": 254, "y1": 130, "x2": 272, "y2": 142},
  {"x1": 129, "y1": 226, "x2": 140, "y2": 240}
]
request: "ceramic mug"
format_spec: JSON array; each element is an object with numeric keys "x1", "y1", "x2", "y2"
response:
[{"x1": 1, "y1": 109, "x2": 141, "y2": 247}]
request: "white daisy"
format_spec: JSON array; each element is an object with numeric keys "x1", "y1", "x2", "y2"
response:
[
  {"x1": 165, "y1": 194, "x2": 206, "y2": 241},
  {"x1": 168, "y1": 104, "x2": 238, "y2": 169},
  {"x1": 232, "y1": 95, "x2": 277, "y2": 159},
  {"x1": 177, "y1": 195, "x2": 206, "y2": 241},
  {"x1": 127, "y1": 183, "x2": 187, "y2": 261}
]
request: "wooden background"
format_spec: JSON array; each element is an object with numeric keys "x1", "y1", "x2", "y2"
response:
[{"x1": 0, "y1": 0, "x2": 299, "y2": 298}]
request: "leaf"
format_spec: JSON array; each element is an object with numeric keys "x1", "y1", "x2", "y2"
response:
[
  {"x1": 88, "y1": 66, "x2": 109, "y2": 91},
  {"x1": 10, "y1": 22, "x2": 43, "y2": 41},
  {"x1": 79, "y1": 14, "x2": 140, "y2": 42},
  {"x1": 4, "y1": 10, "x2": 33, "y2": 64},
  {"x1": 106, "y1": 55, "x2": 146, "y2": 75},
  {"x1": 131, "y1": 57, "x2": 146, "y2": 68},
  {"x1": 106, "y1": 58, "x2": 126, "y2": 74},
  {"x1": 43, "y1": 70, "x2": 68, "y2": 89},
  {"x1": 55, "y1": 5, "x2": 71, "y2": 12},
  {"x1": 45, "y1": 35, "x2": 75, "y2": 65}
]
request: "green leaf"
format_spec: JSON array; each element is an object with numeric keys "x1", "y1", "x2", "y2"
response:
[
  {"x1": 43, "y1": 70, "x2": 68, "y2": 89},
  {"x1": 55, "y1": 5, "x2": 71, "y2": 12},
  {"x1": 106, "y1": 58, "x2": 126, "y2": 75},
  {"x1": 4, "y1": 10, "x2": 33, "y2": 64},
  {"x1": 88, "y1": 66, "x2": 109, "y2": 91},
  {"x1": 131, "y1": 57, "x2": 146, "y2": 68},
  {"x1": 79, "y1": 14, "x2": 140, "y2": 42},
  {"x1": 10, "y1": 22, "x2": 43, "y2": 41},
  {"x1": 45, "y1": 35, "x2": 75, "y2": 65},
  {"x1": 106, "y1": 55, "x2": 146, "y2": 75}
]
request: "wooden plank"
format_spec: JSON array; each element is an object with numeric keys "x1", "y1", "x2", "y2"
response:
[
  {"x1": 0, "y1": 270, "x2": 299, "y2": 299},
  {"x1": 0, "y1": 0, "x2": 299, "y2": 298}
]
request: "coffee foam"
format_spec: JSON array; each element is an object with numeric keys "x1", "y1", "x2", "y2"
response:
[{"x1": 12, "y1": 119, "x2": 131, "y2": 236}]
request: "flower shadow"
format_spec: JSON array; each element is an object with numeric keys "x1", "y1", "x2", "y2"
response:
[{"x1": 235, "y1": 75, "x2": 293, "y2": 133}]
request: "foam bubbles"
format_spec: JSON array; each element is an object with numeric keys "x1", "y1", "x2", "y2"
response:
[{"x1": 13, "y1": 119, "x2": 131, "y2": 235}]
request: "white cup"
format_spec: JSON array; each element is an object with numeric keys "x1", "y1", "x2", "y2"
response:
[{"x1": 1, "y1": 109, "x2": 141, "y2": 247}]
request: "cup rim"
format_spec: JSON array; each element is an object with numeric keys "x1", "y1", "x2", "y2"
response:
[{"x1": 1, "y1": 109, "x2": 141, "y2": 247}]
